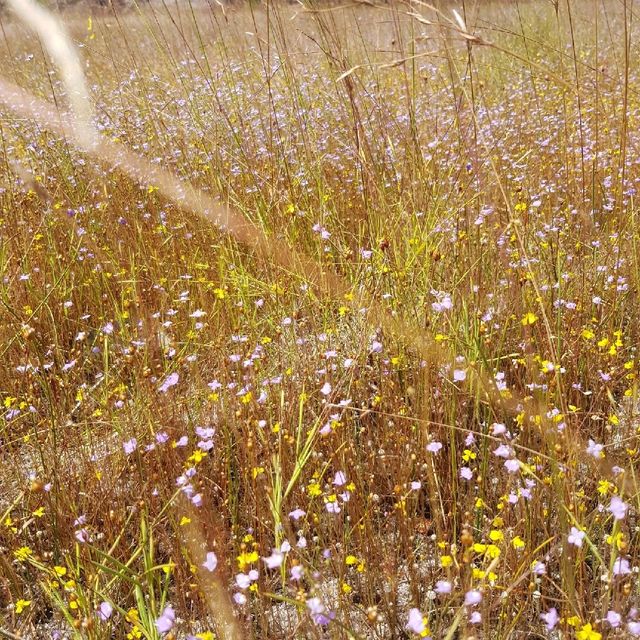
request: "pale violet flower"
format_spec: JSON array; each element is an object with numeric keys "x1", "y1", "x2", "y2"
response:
[
  {"x1": 97, "y1": 601, "x2": 113, "y2": 621},
  {"x1": 453, "y1": 369, "x2": 467, "y2": 382},
  {"x1": 567, "y1": 526, "x2": 585, "y2": 547},
  {"x1": 406, "y1": 608, "x2": 426, "y2": 634},
  {"x1": 609, "y1": 496, "x2": 628, "y2": 521},
  {"x1": 435, "y1": 580, "x2": 452, "y2": 594},
  {"x1": 426, "y1": 441, "x2": 443, "y2": 453},
  {"x1": 606, "y1": 610, "x2": 621, "y2": 628},
  {"x1": 155, "y1": 605, "x2": 175, "y2": 635},
  {"x1": 202, "y1": 551, "x2": 218, "y2": 572},
  {"x1": 263, "y1": 549, "x2": 284, "y2": 569},
  {"x1": 541, "y1": 608, "x2": 559, "y2": 631},
  {"x1": 158, "y1": 372, "x2": 179, "y2": 393}
]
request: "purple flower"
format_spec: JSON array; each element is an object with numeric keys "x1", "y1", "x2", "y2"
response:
[
  {"x1": 155, "y1": 605, "x2": 175, "y2": 634},
  {"x1": 320, "y1": 382, "x2": 332, "y2": 396},
  {"x1": 75, "y1": 528, "x2": 89, "y2": 543},
  {"x1": 325, "y1": 501, "x2": 341, "y2": 514},
  {"x1": 493, "y1": 444, "x2": 512, "y2": 458},
  {"x1": 435, "y1": 580, "x2": 452, "y2": 594},
  {"x1": 290, "y1": 565, "x2": 304, "y2": 581},
  {"x1": 492, "y1": 422, "x2": 506, "y2": 435},
  {"x1": 453, "y1": 369, "x2": 467, "y2": 382},
  {"x1": 606, "y1": 610, "x2": 621, "y2": 628},
  {"x1": 432, "y1": 295, "x2": 452, "y2": 312},
  {"x1": 123, "y1": 438, "x2": 137, "y2": 455},
  {"x1": 236, "y1": 569, "x2": 258, "y2": 589},
  {"x1": 101, "y1": 322, "x2": 114, "y2": 335},
  {"x1": 158, "y1": 372, "x2": 179, "y2": 393},
  {"x1": 464, "y1": 590, "x2": 482, "y2": 606},
  {"x1": 613, "y1": 556, "x2": 631, "y2": 576},
  {"x1": 406, "y1": 608, "x2": 426, "y2": 634},
  {"x1": 262, "y1": 549, "x2": 284, "y2": 569},
  {"x1": 609, "y1": 496, "x2": 628, "y2": 521},
  {"x1": 306, "y1": 597, "x2": 333, "y2": 625},
  {"x1": 289, "y1": 508, "x2": 306, "y2": 521},
  {"x1": 567, "y1": 526, "x2": 585, "y2": 547},
  {"x1": 97, "y1": 601, "x2": 113, "y2": 621},
  {"x1": 504, "y1": 458, "x2": 520, "y2": 473},
  {"x1": 202, "y1": 552, "x2": 218, "y2": 572},
  {"x1": 236, "y1": 573, "x2": 252, "y2": 589},
  {"x1": 333, "y1": 471, "x2": 347, "y2": 486},
  {"x1": 460, "y1": 467, "x2": 473, "y2": 480},
  {"x1": 426, "y1": 441, "x2": 443, "y2": 453},
  {"x1": 541, "y1": 607, "x2": 559, "y2": 631},
  {"x1": 587, "y1": 439, "x2": 604, "y2": 458}
]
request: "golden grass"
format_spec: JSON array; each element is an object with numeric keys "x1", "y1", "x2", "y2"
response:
[{"x1": 1, "y1": 1, "x2": 639, "y2": 638}]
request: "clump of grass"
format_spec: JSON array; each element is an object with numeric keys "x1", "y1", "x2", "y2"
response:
[{"x1": 1, "y1": 0, "x2": 640, "y2": 638}]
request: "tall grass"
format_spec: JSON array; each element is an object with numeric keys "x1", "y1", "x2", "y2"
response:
[{"x1": 1, "y1": 0, "x2": 640, "y2": 638}]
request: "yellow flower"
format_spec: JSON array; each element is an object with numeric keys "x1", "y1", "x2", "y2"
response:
[
  {"x1": 576, "y1": 623, "x2": 601, "y2": 640},
  {"x1": 597, "y1": 480, "x2": 613, "y2": 495},
  {"x1": 606, "y1": 531, "x2": 625, "y2": 550},
  {"x1": 14, "y1": 546, "x2": 33, "y2": 561},
  {"x1": 486, "y1": 545, "x2": 501, "y2": 559},
  {"x1": 53, "y1": 566, "x2": 67, "y2": 577},
  {"x1": 307, "y1": 483, "x2": 322, "y2": 497},
  {"x1": 188, "y1": 450, "x2": 207, "y2": 464},
  {"x1": 237, "y1": 550, "x2": 259, "y2": 570},
  {"x1": 15, "y1": 599, "x2": 31, "y2": 614},
  {"x1": 521, "y1": 312, "x2": 538, "y2": 326},
  {"x1": 440, "y1": 555, "x2": 453, "y2": 568},
  {"x1": 125, "y1": 608, "x2": 139, "y2": 623},
  {"x1": 489, "y1": 530, "x2": 504, "y2": 542},
  {"x1": 512, "y1": 536, "x2": 525, "y2": 550}
]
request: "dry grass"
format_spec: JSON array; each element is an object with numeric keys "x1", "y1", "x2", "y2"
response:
[{"x1": 1, "y1": 0, "x2": 640, "y2": 638}]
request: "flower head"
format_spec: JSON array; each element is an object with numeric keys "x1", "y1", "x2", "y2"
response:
[{"x1": 155, "y1": 605, "x2": 175, "y2": 634}]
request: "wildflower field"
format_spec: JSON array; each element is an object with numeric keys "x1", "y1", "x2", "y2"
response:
[{"x1": 2, "y1": 0, "x2": 640, "y2": 637}]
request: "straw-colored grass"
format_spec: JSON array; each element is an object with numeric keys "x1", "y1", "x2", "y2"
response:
[{"x1": 1, "y1": 1, "x2": 640, "y2": 638}]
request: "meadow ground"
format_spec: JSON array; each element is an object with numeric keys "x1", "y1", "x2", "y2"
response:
[{"x1": 1, "y1": 0, "x2": 640, "y2": 638}]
